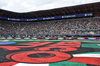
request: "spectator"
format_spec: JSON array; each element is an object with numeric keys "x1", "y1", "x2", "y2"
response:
[{"x1": 0, "y1": 17, "x2": 100, "y2": 35}]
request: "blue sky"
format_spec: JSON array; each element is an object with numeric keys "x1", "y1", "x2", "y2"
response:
[{"x1": 0, "y1": 0, "x2": 100, "y2": 12}]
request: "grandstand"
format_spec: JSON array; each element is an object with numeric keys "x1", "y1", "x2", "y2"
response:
[
  {"x1": 0, "y1": 18, "x2": 100, "y2": 35},
  {"x1": 0, "y1": 2, "x2": 100, "y2": 39},
  {"x1": 0, "y1": 2, "x2": 100, "y2": 66}
]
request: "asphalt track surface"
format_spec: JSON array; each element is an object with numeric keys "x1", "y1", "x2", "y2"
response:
[{"x1": 0, "y1": 40, "x2": 100, "y2": 66}]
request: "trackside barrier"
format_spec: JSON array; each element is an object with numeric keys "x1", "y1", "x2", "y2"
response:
[
  {"x1": 28, "y1": 37, "x2": 32, "y2": 39},
  {"x1": 4, "y1": 37, "x2": 7, "y2": 39},
  {"x1": 66, "y1": 37, "x2": 73, "y2": 40},
  {"x1": 77, "y1": 37, "x2": 88, "y2": 40},
  {"x1": 88, "y1": 38, "x2": 99, "y2": 40},
  {"x1": 63, "y1": 37, "x2": 66, "y2": 40},
  {"x1": 11, "y1": 37, "x2": 15, "y2": 39},
  {"x1": 96, "y1": 38, "x2": 99, "y2": 39},
  {"x1": 84, "y1": 37, "x2": 88, "y2": 39},
  {"x1": 58, "y1": 38, "x2": 64, "y2": 40},
  {"x1": 21, "y1": 37, "x2": 24, "y2": 39},
  {"x1": 1, "y1": 37, "x2": 100, "y2": 40},
  {"x1": 72, "y1": 37, "x2": 77, "y2": 39},
  {"x1": 37, "y1": 37, "x2": 45, "y2": 39},
  {"x1": 48, "y1": 37, "x2": 58, "y2": 40},
  {"x1": 58, "y1": 37, "x2": 66, "y2": 40}
]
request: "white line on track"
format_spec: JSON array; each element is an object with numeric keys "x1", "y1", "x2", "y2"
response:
[
  {"x1": 73, "y1": 54, "x2": 100, "y2": 57},
  {"x1": 14, "y1": 63, "x2": 49, "y2": 66}
]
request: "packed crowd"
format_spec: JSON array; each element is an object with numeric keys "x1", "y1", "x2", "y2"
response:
[{"x1": 0, "y1": 17, "x2": 100, "y2": 35}]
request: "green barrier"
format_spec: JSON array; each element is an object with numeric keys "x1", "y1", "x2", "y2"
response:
[
  {"x1": 82, "y1": 43, "x2": 100, "y2": 48},
  {"x1": 49, "y1": 61, "x2": 87, "y2": 66},
  {"x1": 0, "y1": 39, "x2": 98, "y2": 42}
]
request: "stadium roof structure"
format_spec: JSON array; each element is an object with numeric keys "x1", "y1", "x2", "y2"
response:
[{"x1": 0, "y1": 2, "x2": 100, "y2": 21}]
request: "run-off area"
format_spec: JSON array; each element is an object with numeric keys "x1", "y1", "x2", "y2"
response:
[{"x1": 0, "y1": 41, "x2": 100, "y2": 66}]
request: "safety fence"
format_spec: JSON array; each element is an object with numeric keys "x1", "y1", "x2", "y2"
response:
[{"x1": 1, "y1": 37, "x2": 100, "y2": 40}]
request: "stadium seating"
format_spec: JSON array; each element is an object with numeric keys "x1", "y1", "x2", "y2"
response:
[{"x1": 0, "y1": 18, "x2": 100, "y2": 35}]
